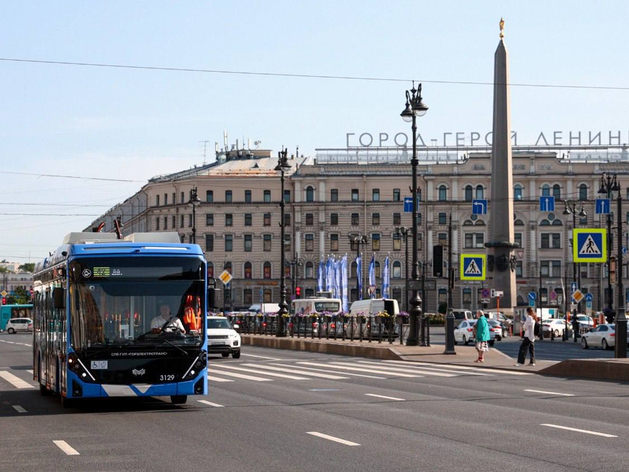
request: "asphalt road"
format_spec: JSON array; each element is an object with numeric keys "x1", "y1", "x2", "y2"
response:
[{"x1": 1, "y1": 332, "x2": 628, "y2": 472}]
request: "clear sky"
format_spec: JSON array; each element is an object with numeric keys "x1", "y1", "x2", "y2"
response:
[{"x1": 1, "y1": 1, "x2": 628, "y2": 262}]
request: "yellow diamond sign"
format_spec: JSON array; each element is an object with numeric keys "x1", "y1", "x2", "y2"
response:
[{"x1": 218, "y1": 270, "x2": 233, "y2": 285}]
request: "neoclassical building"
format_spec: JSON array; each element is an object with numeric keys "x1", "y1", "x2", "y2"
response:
[{"x1": 86, "y1": 145, "x2": 629, "y2": 314}]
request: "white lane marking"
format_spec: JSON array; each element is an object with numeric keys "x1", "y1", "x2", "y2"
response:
[
  {"x1": 215, "y1": 365, "x2": 309, "y2": 380},
  {"x1": 208, "y1": 370, "x2": 272, "y2": 382},
  {"x1": 365, "y1": 393, "x2": 405, "y2": 401},
  {"x1": 355, "y1": 361, "x2": 458, "y2": 378},
  {"x1": 5, "y1": 341, "x2": 15, "y2": 344},
  {"x1": 239, "y1": 353, "x2": 284, "y2": 360},
  {"x1": 53, "y1": 440, "x2": 80, "y2": 455},
  {"x1": 0, "y1": 371, "x2": 35, "y2": 389},
  {"x1": 541, "y1": 424, "x2": 617, "y2": 438},
  {"x1": 383, "y1": 360, "x2": 533, "y2": 375},
  {"x1": 198, "y1": 400, "x2": 224, "y2": 408},
  {"x1": 525, "y1": 389, "x2": 575, "y2": 397},
  {"x1": 302, "y1": 362, "x2": 420, "y2": 378},
  {"x1": 208, "y1": 376, "x2": 234, "y2": 383},
  {"x1": 370, "y1": 360, "x2": 490, "y2": 377},
  {"x1": 27, "y1": 369, "x2": 33, "y2": 374},
  {"x1": 243, "y1": 364, "x2": 349, "y2": 380},
  {"x1": 307, "y1": 432, "x2": 360, "y2": 446},
  {"x1": 271, "y1": 363, "x2": 385, "y2": 379},
  {"x1": 12, "y1": 405, "x2": 27, "y2": 413}
]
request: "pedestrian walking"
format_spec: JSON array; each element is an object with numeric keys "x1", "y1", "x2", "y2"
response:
[
  {"x1": 474, "y1": 310, "x2": 490, "y2": 363},
  {"x1": 516, "y1": 307, "x2": 536, "y2": 366}
]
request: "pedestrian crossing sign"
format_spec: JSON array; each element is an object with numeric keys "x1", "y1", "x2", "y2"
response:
[
  {"x1": 573, "y1": 228, "x2": 607, "y2": 263},
  {"x1": 460, "y1": 254, "x2": 486, "y2": 281}
]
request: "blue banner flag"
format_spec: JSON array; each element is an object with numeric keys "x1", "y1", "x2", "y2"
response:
[
  {"x1": 341, "y1": 255, "x2": 348, "y2": 312},
  {"x1": 368, "y1": 254, "x2": 376, "y2": 299},
  {"x1": 383, "y1": 255, "x2": 390, "y2": 299},
  {"x1": 317, "y1": 258, "x2": 324, "y2": 293},
  {"x1": 356, "y1": 255, "x2": 363, "y2": 300}
]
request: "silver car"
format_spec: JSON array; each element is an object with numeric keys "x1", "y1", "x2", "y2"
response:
[
  {"x1": 454, "y1": 320, "x2": 496, "y2": 346},
  {"x1": 5, "y1": 318, "x2": 33, "y2": 334}
]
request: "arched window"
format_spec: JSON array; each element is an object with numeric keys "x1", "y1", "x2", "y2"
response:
[
  {"x1": 514, "y1": 184, "x2": 523, "y2": 201},
  {"x1": 579, "y1": 184, "x2": 588, "y2": 201},
  {"x1": 475, "y1": 185, "x2": 484, "y2": 199},
  {"x1": 305, "y1": 186, "x2": 315, "y2": 202},
  {"x1": 514, "y1": 219, "x2": 525, "y2": 226},
  {"x1": 224, "y1": 261, "x2": 232, "y2": 274},
  {"x1": 263, "y1": 262, "x2": 271, "y2": 279},
  {"x1": 285, "y1": 263, "x2": 291, "y2": 278},
  {"x1": 541, "y1": 184, "x2": 550, "y2": 197},
  {"x1": 375, "y1": 261, "x2": 381, "y2": 278},
  {"x1": 463, "y1": 288, "x2": 472, "y2": 305},
  {"x1": 438, "y1": 185, "x2": 448, "y2": 201},
  {"x1": 552, "y1": 184, "x2": 561, "y2": 199},
  {"x1": 305, "y1": 262, "x2": 314, "y2": 279},
  {"x1": 244, "y1": 262, "x2": 252, "y2": 279},
  {"x1": 465, "y1": 185, "x2": 473, "y2": 201},
  {"x1": 263, "y1": 289, "x2": 272, "y2": 303},
  {"x1": 392, "y1": 261, "x2": 402, "y2": 278},
  {"x1": 207, "y1": 262, "x2": 214, "y2": 278}
]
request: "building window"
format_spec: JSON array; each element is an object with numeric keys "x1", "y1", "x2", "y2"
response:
[
  {"x1": 372, "y1": 189, "x2": 380, "y2": 201},
  {"x1": 224, "y1": 234, "x2": 233, "y2": 252},
  {"x1": 207, "y1": 262, "x2": 214, "y2": 278},
  {"x1": 243, "y1": 289, "x2": 253, "y2": 305},
  {"x1": 206, "y1": 214, "x2": 214, "y2": 226},
  {"x1": 263, "y1": 262, "x2": 271, "y2": 279},
  {"x1": 393, "y1": 261, "x2": 402, "y2": 278},
  {"x1": 244, "y1": 234, "x2": 252, "y2": 252},
  {"x1": 393, "y1": 233, "x2": 402, "y2": 251},
  {"x1": 306, "y1": 213, "x2": 314, "y2": 226},
  {"x1": 393, "y1": 188, "x2": 401, "y2": 201},
  {"x1": 284, "y1": 190, "x2": 291, "y2": 203},
  {"x1": 515, "y1": 232, "x2": 522, "y2": 248},
  {"x1": 180, "y1": 191, "x2": 184, "y2": 204},
  {"x1": 180, "y1": 214, "x2": 184, "y2": 228},
  {"x1": 331, "y1": 234, "x2": 339, "y2": 251},
  {"x1": 438, "y1": 185, "x2": 447, "y2": 201},
  {"x1": 172, "y1": 215, "x2": 176, "y2": 228},
  {"x1": 225, "y1": 190, "x2": 232, "y2": 203},
  {"x1": 188, "y1": 214, "x2": 193, "y2": 228},
  {"x1": 372, "y1": 233, "x2": 381, "y2": 251},
  {"x1": 372, "y1": 213, "x2": 380, "y2": 225},
  {"x1": 541, "y1": 260, "x2": 562, "y2": 277},
  {"x1": 393, "y1": 213, "x2": 401, "y2": 225},
  {"x1": 439, "y1": 288, "x2": 447, "y2": 303},
  {"x1": 553, "y1": 184, "x2": 561, "y2": 199},
  {"x1": 351, "y1": 213, "x2": 359, "y2": 226},
  {"x1": 331, "y1": 213, "x2": 339, "y2": 226},
  {"x1": 264, "y1": 213, "x2": 271, "y2": 226},
  {"x1": 245, "y1": 190, "x2": 252, "y2": 203},
  {"x1": 464, "y1": 233, "x2": 485, "y2": 249},
  {"x1": 463, "y1": 288, "x2": 472, "y2": 304},
  {"x1": 331, "y1": 189, "x2": 338, "y2": 202},
  {"x1": 541, "y1": 184, "x2": 550, "y2": 197},
  {"x1": 514, "y1": 184, "x2": 523, "y2": 201},
  {"x1": 244, "y1": 213, "x2": 252, "y2": 226},
  {"x1": 465, "y1": 185, "x2": 473, "y2": 201},
  {"x1": 438, "y1": 213, "x2": 447, "y2": 225},
  {"x1": 264, "y1": 289, "x2": 272, "y2": 303},
  {"x1": 206, "y1": 191, "x2": 213, "y2": 203},
  {"x1": 305, "y1": 262, "x2": 314, "y2": 279},
  {"x1": 244, "y1": 262, "x2": 252, "y2": 279},
  {"x1": 284, "y1": 234, "x2": 291, "y2": 253},
  {"x1": 579, "y1": 184, "x2": 588, "y2": 201},
  {"x1": 438, "y1": 232, "x2": 447, "y2": 246},
  {"x1": 375, "y1": 261, "x2": 381, "y2": 278},
  {"x1": 163, "y1": 217, "x2": 168, "y2": 229},
  {"x1": 225, "y1": 214, "x2": 233, "y2": 226},
  {"x1": 264, "y1": 190, "x2": 271, "y2": 203},
  {"x1": 475, "y1": 185, "x2": 484, "y2": 199},
  {"x1": 164, "y1": 194, "x2": 168, "y2": 206},
  {"x1": 541, "y1": 233, "x2": 561, "y2": 249},
  {"x1": 284, "y1": 213, "x2": 291, "y2": 227},
  {"x1": 516, "y1": 261, "x2": 523, "y2": 277},
  {"x1": 305, "y1": 186, "x2": 314, "y2": 202},
  {"x1": 305, "y1": 234, "x2": 314, "y2": 251},
  {"x1": 155, "y1": 217, "x2": 160, "y2": 230},
  {"x1": 156, "y1": 195, "x2": 160, "y2": 207},
  {"x1": 263, "y1": 234, "x2": 272, "y2": 251},
  {"x1": 351, "y1": 189, "x2": 359, "y2": 201}
]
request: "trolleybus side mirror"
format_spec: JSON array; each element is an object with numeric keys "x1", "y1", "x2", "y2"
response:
[{"x1": 53, "y1": 287, "x2": 66, "y2": 309}]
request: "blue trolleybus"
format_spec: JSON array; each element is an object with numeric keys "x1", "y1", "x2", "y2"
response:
[{"x1": 33, "y1": 231, "x2": 208, "y2": 406}]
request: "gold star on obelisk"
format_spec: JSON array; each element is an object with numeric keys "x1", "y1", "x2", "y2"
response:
[{"x1": 499, "y1": 18, "x2": 505, "y2": 39}]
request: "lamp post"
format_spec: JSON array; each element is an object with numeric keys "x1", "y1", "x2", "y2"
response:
[
  {"x1": 275, "y1": 149, "x2": 292, "y2": 337},
  {"x1": 289, "y1": 258, "x2": 304, "y2": 298},
  {"x1": 598, "y1": 173, "x2": 616, "y2": 318},
  {"x1": 563, "y1": 200, "x2": 587, "y2": 342},
  {"x1": 598, "y1": 173, "x2": 627, "y2": 358},
  {"x1": 349, "y1": 233, "x2": 368, "y2": 300},
  {"x1": 444, "y1": 213, "x2": 456, "y2": 354},
  {"x1": 395, "y1": 226, "x2": 411, "y2": 312},
  {"x1": 188, "y1": 187, "x2": 201, "y2": 244},
  {"x1": 400, "y1": 82, "x2": 428, "y2": 346}
]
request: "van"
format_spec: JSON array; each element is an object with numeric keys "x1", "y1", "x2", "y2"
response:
[
  {"x1": 291, "y1": 298, "x2": 342, "y2": 316},
  {"x1": 451, "y1": 309, "x2": 474, "y2": 325},
  {"x1": 248, "y1": 303, "x2": 280, "y2": 315},
  {"x1": 349, "y1": 298, "x2": 400, "y2": 318}
]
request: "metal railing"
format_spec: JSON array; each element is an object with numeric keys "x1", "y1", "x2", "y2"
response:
[{"x1": 225, "y1": 314, "x2": 415, "y2": 345}]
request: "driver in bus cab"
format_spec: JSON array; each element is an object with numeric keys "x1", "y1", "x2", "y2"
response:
[{"x1": 151, "y1": 303, "x2": 185, "y2": 334}]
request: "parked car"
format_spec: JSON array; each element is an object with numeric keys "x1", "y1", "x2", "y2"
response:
[
  {"x1": 207, "y1": 316, "x2": 241, "y2": 358},
  {"x1": 581, "y1": 323, "x2": 621, "y2": 350},
  {"x1": 454, "y1": 320, "x2": 495, "y2": 346},
  {"x1": 542, "y1": 319, "x2": 572, "y2": 338},
  {"x1": 488, "y1": 319, "x2": 505, "y2": 341},
  {"x1": 5, "y1": 318, "x2": 33, "y2": 334},
  {"x1": 451, "y1": 309, "x2": 474, "y2": 324},
  {"x1": 485, "y1": 311, "x2": 512, "y2": 335}
]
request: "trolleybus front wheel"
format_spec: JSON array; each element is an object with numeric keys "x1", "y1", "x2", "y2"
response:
[{"x1": 170, "y1": 395, "x2": 188, "y2": 405}]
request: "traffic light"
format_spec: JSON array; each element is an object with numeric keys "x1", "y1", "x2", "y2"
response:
[
  {"x1": 604, "y1": 308, "x2": 615, "y2": 324},
  {"x1": 295, "y1": 287, "x2": 301, "y2": 298},
  {"x1": 487, "y1": 255, "x2": 495, "y2": 272},
  {"x1": 433, "y1": 246, "x2": 443, "y2": 277},
  {"x1": 1, "y1": 297, "x2": 6, "y2": 306}
]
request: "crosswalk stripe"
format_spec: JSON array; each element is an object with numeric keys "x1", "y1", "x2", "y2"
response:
[
  {"x1": 208, "y1": 376, "x2": 234, "y2": 383},
  {"x1": 26, "y1": 369, "x2": 33, "y2": 374},
  {"x1": 365, "y1": 393, "x2": 405, "y2": 401},
  {"x1": 198, "y1": 400, "x2": 224, "y2": 408},
  {"x1": 373, "y1": 361, "x2": 490, "y2": 376},
  {"x1": 271, "y1": 363, "x2": 386, "y2": 379},
  {"x1": 354, "y1": 361, "x2": 458, "y2": 377},
  {"x1": 242, "y1": 363, "x2": 348, "y2": 380},
  {"x1": 382, "y1": 360, "x2": 533, "y2": 376},
  {"x1": 215, "y1": 365, "x2": 309, "y2": 380},
  {"x1": 12, "y1": 405, "x2": 27, "y2": 413},
  {"x1": 298, "y1": 362, "x2": 421, "y2": 378},
  {"x1": 0, "y1": 371, "x2": 34, "y2": 389},
  {"x1": 208, "y1": 370, "x2": 272, "y2": 382}
]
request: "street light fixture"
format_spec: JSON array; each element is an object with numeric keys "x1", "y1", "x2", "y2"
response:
[
  {"x1": 275, "y1": 148, "x2": 292, "y2": 337},
  {"x1": 395, "y1": 226, "x2": 411, "y2": 312},
  {"x1": 598, "y1": 172, "x2": 627, "y2": 358},
  {"x1": 598, "y1": 173, "x2": 619, "y2": 318},
  {"x1": 563, "y1": 200, "x2": 587, "y2": 341},
  {"x1": 188, "y1": 187, "x2": 201, "y2": 244},
  {"x1": 349, "y1": 233, "x2": 368, "y2": 300},
  {"x1": 400, "y1": 82, "x2": 428, "y2": 346}
]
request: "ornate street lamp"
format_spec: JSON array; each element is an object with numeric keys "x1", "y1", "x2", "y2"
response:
[
  {"x1": 395, "y1": 226, "x2": 411, "y2": 312},
  {"x1": 349, "y1": 233, "x2": 368, "y2": 300},
  {"x1": 400, "y1": 82, "x2": 428, "y2": 346},
  {"x1": 188, "y1": 187, "x2": 201, "y2": 244},
  {"x1": 563, "y1": 200, "x2": 587, "y2": 342},
  {"x1": 275, "y1": 149, "x2": 292, "y2": 337}
]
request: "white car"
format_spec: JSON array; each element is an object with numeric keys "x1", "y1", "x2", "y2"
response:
[
  {"x1": 5, "y1": 318, "x2": 33, "y2": 334},
  {"x1": 542, "y1": 319, "x2": 572, "y2": 338},
  {"x1": 581, "y1": 323, "x2": 619, "y2": 350},
  {"x1": 454, "y1": 320, "x2": 495, "y2": 346},
  {"x1": 207, "y1": 316, "x2": 241, "y2": 358}
]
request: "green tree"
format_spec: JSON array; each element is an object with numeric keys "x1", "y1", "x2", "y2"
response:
[
  {"x1": 18, "y1": 263, "x2": 35, "y2": 273},
  {"x1": 13, "y1": 287, "x2": 30, "y2": 305}
]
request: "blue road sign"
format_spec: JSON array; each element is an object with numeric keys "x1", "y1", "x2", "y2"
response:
[
  {"x1": 403, "y1": 197, "x2": 420, "y2": 213},
  {"x1": 571, "y1": 282, "x2": 578, "y2": 294},
  {"x1": 472, "y1": 199, "x2": 487, "y2": 215},
  {"x1": 460, "y1": 254, "x2": 486, "y2": 280},
  {"x1": 529, "y1": 299, "x2": 536, "y2": 308},
  {"x1": 528, "y1": 291, "x2": 537, "y2": 301},
  {"x1": 586, "y1": 300, "x2": 593, "y2": 309},
  {"x1": 585, "y1": 293, "x2": 594, "y2": 302},
  {"x1": 596, "y1": 199, "x2": 610, "y2": 214},
  {"x1": 539, "y1": 196, "x2": 555, "y2": 212},
  {"x1": 573, "y1": 228, "x2": 607, "y2": 263}
]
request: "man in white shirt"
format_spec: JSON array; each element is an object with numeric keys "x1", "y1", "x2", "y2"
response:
[
  {"x1": 150, "y1": 304, "x2": 185, "y2": 334},
  {"x1": 515, "y1": 307, "x2": 537, "y2": 366}
]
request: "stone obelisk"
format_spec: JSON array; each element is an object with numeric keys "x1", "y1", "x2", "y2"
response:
[{"x1": 488, "y1": 18, "x2": 516, "y2": 314}]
